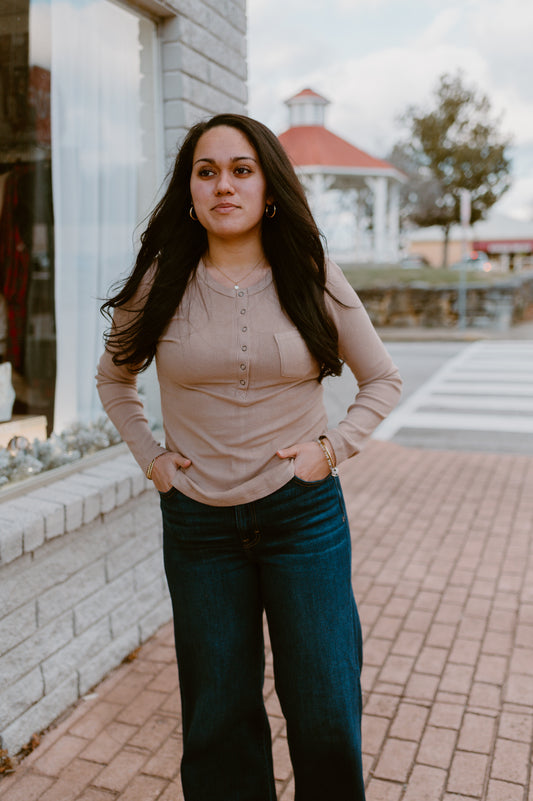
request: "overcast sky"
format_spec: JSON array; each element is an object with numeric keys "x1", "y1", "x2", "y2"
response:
[{"x1": 246, "y1": 0, "x2": 533, "y2": 221}]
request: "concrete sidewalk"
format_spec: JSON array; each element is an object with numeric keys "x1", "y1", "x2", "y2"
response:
[{"x1": 0, "y1": 440, "x2": 532, "y2": 801}]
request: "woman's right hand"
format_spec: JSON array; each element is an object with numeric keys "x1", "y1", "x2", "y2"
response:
[{"x1": 151, "y1": 451, "x2": 192, "y2": 493}]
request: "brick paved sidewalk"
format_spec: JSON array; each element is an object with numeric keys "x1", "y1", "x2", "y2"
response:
[{"x1": 1, "y1": 441, "x2": 532, "y2": 801}]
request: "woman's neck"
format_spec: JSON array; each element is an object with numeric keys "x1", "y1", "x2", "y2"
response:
[{"x1": 205, "y1": 235, "x2": 265, "y2": 271}]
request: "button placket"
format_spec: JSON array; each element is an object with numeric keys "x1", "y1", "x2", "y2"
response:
[{"x1": 237, "y1": 290, "x2": 249, "y2": 392}]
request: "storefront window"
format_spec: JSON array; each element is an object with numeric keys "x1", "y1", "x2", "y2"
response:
[
  {"x1": 0, "y1": 0, "x2": 161, "y2": 442},
  {"x1": 0, "y1": 0, "x2": 54, "y2": 437}
]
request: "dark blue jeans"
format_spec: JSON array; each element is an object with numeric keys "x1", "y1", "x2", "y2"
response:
[{"x1": 161, "y1": 474, "x2": 365, "y2": 801}]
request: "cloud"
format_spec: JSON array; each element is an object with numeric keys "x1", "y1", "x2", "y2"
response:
[
  {"x1": 251, "y1": 40, "x2": 491, "y2": 153},
  {"x1": 468, "y1": 0, "x2": 533, "y2": 63},
  {"x1": 250, "y1": 0, "x2": 409, "y2": 13},
  {"x1": 416, "y1": 7, "x2": 463, "y2": 46},
  {"x1": 247, "y1": 0, "x2": 533, "y2": 217},
  {"x1": 498, "y1": 175, "x2": 533, "y2": 220}
]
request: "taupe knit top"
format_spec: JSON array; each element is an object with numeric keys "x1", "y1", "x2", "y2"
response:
[{"x1": 96, "y1": 259, "x2": 402, "y2": 506}]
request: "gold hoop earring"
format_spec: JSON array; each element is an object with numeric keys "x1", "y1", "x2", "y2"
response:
[
  {"x1": 189, "y1": 205, "x2": 198, "y2": 221},
  {"x1": 265, "y1": 203, "x2": 277, "y2": 219}
]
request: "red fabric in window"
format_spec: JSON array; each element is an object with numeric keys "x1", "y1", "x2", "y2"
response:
[{"x1": 0, "y1": 165, "x2": 31, "y2": 370}]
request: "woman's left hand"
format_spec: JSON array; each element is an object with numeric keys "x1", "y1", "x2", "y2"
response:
[{"x1": 276, "y1": 439, "x2": 332, "y2": 482}]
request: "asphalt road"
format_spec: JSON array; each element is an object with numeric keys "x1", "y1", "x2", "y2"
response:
[
  {"x1": 323, "y1": 341, "x2": 467, "y2": 425},
  {"x1": 323, "y1": 339, "x2": 533, "y2": 456}
]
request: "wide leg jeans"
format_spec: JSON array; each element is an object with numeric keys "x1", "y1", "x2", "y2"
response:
[{"x1": 160, "y1": 473, "x2": 366, "y2": 801}]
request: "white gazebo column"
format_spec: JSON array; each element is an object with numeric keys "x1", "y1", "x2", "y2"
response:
[
  {"x1": 299, "y1": 172, "x2": 335, "y2": 231},
  {"x1": 356, "y1": 191, "x2": 371, "y2": 262},
  {"x1": 338, "y1": 187, "x2": 358, "y2": 264},
  {"x1": 388, "y1": 181, "x2": 400, "y2": 261},
  {"x1": 367, "y1": 176, "x2": 388, "y2": 263}
]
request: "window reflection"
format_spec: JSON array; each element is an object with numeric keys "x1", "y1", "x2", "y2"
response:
[
  {"x1": 0, "y1": 0, "x2": 160, "y2": 443},
  {"x1": 0, "y1": 0, "x2": 54, "y2": 439}
]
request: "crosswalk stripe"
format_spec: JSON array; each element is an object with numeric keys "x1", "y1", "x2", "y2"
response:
[
  {"x1": 390, "y1": 412, "x2": 533, "y2": 433},
  {"x1": 432, "y1": 384, "x2": 533, "y2": 396},
  {"x1": 421, "y1": 395, "x2": 533, "y2": 412},
  {"x1": 446, "y1": 373, "x2": 533, "y2": 383},
  {"x1": 374, "y1": 341, "x2": 533, "y2": 441}
]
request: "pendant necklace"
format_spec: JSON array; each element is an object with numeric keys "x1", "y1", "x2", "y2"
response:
[{"x1": 207, "y1": 254, "x2": 265, "y2": 290}]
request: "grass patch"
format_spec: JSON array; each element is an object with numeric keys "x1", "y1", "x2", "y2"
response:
[{"x1": 342, "y1": 265, "x2": 510, "y2": 290}]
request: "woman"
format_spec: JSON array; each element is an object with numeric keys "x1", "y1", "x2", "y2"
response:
[{"x1": 97, "y1": 113, "x2": 402, "y2": 801}]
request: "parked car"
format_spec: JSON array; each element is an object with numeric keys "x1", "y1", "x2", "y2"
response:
[
  {"x1": 399, "y1": 253, "x2": 430, "y2": 269},
  {"x1": 451, "y1": 251, "x2": 492, "y2": 272}
]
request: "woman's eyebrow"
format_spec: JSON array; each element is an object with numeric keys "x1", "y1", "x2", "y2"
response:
[{"x1": 193, "y1": 155, "x2": 258, "y2": 166}]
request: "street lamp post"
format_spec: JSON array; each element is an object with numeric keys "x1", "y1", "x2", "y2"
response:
[{"x1": 458, "y1": 189, "x2": 471, "y2": 329}]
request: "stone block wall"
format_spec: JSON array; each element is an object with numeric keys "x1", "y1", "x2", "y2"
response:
[
  {"x1": 0, "y1": 450, "x2": 169, "y2": 757},
  {"x1": 0, "y1": 0, "x2": 247, "y2": 758},
  {"x1": 160, "y1": 0, "x2": 247, "y2": 157},
  {"x1": 356, "y1": 273, "x2": 533, "y2": 330}
]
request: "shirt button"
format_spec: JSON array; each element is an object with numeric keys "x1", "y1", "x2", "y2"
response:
[
  {"x1": 242, "y1": 326, "x2": 247, "y2": 332},
  {"x1": 240, "y1": 309, "x2": 246, "y2": 315},
  {"x1": 241, "y1": 345, "x2": 247, "y2": 351},
  {"x1": 238, "y1": 290, "x2": 244, "y2": 297},
  {"x1": 240, "y1": 379, "x2": 246, "y2": 385},
  {"x1": 240, "y1": 363, "x2": 246, "y2": 370}
]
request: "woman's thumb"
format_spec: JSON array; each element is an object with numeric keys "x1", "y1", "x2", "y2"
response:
[
  {"x1": 171, "y1": 452, "x2": 191, "y2": 469},
  {"x1": 277, "y1": 446, "x2": 297, "y2": 460}
]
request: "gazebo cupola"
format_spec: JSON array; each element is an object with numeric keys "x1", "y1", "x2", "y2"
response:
[
  {"x1": 286, "y1": 88, "x2": 329, "y2": 127},
  {"x1": 279, "y1": 88, "x2": 405, "y2": 264}
]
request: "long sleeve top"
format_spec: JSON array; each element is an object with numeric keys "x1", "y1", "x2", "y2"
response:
[{"x1": 96, "y1": 259, "x2": 402, "y2": 506}]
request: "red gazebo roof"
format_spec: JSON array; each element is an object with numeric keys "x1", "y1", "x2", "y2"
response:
[
  {"x1": 287, "y1": 88, "x2": 329, "y2": 104},
  {"x1": 278, "y1": 125, "x2": 396, "y2": 172}
]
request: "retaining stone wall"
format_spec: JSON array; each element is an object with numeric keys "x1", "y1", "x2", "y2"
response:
[
  {"x1": 0, "y1": 451, "x2": 169, "y2": 757},
  {"x1": 356, "y1": 272, "x2": 533, "y2": 329}
]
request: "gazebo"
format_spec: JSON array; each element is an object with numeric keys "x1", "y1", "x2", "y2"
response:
[{"x1": 278, "y1": 88, "x2": 405, "y2": 264}]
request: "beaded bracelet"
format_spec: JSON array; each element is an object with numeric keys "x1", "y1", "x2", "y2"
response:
[{"x1": 316, "y1": 436, "x2": 339, "y2": 477}]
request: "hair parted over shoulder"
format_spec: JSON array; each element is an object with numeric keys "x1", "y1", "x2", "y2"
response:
[{"x1": 101, "y1": 113, "x2": 344, "y2": 381}]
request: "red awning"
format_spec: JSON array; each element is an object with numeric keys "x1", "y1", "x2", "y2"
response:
[{"x1": 473, "y1": 240, "x2": 533, "y2": 254}]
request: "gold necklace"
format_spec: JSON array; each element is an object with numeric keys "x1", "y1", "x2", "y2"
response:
[{"x1": 207, "y1": 254, "x2": 265, "y2": 290}]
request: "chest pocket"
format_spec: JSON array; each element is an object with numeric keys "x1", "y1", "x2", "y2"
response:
[{"x1": 274, "y1": 330, "x2": 318, "y2": 379}]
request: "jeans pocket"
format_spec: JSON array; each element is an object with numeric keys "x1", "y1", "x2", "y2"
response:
[
  {"x1": 291, "y1": 473, "x2": 333, "y2": 488},
  {"x1": 159, "y1": 485, "x2": 178, "y2": 499}
]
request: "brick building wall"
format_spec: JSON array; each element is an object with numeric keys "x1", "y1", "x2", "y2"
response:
[
  {"x1": 159, "y1": 0, "x2": 247, "y2": 155},
  {"x1": 0, "y1": 0, "x2": 247, "y2": 757}
]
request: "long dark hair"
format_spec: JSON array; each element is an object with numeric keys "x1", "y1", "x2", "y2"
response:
[{"x1": 101, "y1": 113, "x2": 344, "y2": 380}]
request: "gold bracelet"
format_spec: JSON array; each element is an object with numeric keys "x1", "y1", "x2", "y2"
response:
[
  {"x1": 318, "y1": 435, "x2": 336, "y2": 467},
  {"x1": 316, "y1": 436, "x2": 339, "y2": 477},
  {"x1": 146, "y1": 457, "x2": 157, "y2": 480}
]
